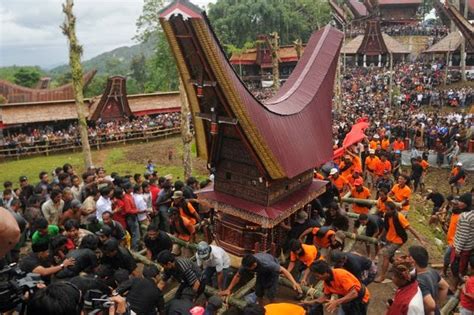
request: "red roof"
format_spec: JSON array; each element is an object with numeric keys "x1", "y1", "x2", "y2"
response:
[
  {"x1": 348, "y1": 0, "x2": 368, "y2": 16},
  {"x1": 378, "y1": 0, "x2": 421, "y2": 5},
  {"x1": 160, "y1": 1, "x2": 343, "y2": 179}
]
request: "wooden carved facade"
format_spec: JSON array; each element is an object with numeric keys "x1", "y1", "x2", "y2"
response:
[
  {"x1": 160, "y1": 0, "x2": 342, "y2": 256},
  {"x1": 358, "y1": 20, "x2": 388, "y2": 55},
  {"x1": 90, "y1": 76, "x2": 133, "y2": 121}
]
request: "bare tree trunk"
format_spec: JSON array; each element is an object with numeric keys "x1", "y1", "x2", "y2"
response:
[
  {"x1": 269, "y1": 32, "x2": 280, "y2": 91},
  {"x1": 179, "y1": 78, "x2": 193, "y2": 179},
  {"x1": 293, "y1": 39, "x2": 303, "y2": 60},
  {"x1": 61, "y1": 0, "x2": 92, "y2": 169},
  {"x1": 460, "y1": 0, "x2": 467, "y2": 82}
]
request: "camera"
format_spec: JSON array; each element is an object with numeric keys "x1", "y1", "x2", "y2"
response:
[
  {"x1": 83, "y1": 289, "x2": 114, "y2": 314},
  {"x1": 0, "y1": 263, "x2": 42, "y2": 313}
]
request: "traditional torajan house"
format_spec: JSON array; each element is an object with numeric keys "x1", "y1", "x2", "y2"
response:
[
  {"x1": 0, "y1": 70, "x2": 97, "y2": 104},
  {"x1": 424, "y1": 31, "x2": 474, "y2": 67},
  {"x1": 0, "y1": 76, "x2": 181, "y2": 132},
  {"x1": 341, "y1": 20, "x2": 410, "y2": 66},
  {"x1": 160, "y1": 0, "x2": 342, "y2": 256},
  {"x1": 376, "y1": 0, "x2": 422, "y2": 25},
  {"x1": 229, "y1": 37, "x2": 305, "y2": 86}
]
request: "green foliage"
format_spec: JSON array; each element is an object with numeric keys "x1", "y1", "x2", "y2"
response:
[
  {"x1": 145, "y1": 32, "x2": 179, "y2": 92},
  {"x1": 83, "y1": 75, "x2": 108, "y2": 98},
  {"x1": 0, "y1": 66, "x2": 45, "y2": 84},
  {"x1": 130, "y1": 53, "x2": 148, "y2": 91},
  {"x1": 208, "y1": 0, "x2": 331, "y2": 48},
  {"x1": 13, "y1": 67, "x2": 42, "y2": 87}
]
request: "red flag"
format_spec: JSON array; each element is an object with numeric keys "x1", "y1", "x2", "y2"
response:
[{"x1": 333, "y1": 121, "x2": 369, "y2": 158}]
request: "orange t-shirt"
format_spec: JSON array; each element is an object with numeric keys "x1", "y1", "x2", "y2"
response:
[
  {"x1": 339, "y1": 161, "x2": 354, "y2": 180},
  {"x1": 331, "y1": 176, "x2": 348, "y2": 193},
  {"x1": 447, "y1": 213, "x2": 460, "y2": 246},
  {"x1": 290, "y1": 244, "x2": 321, "y2": 267},
  {"x1": 352, "y1": 156, "x2": 362, "y2": 171},
  {"x1": 264, "y1": 303, "x2": 305, "y2": 315},
  {"x1": 351, "y1": 187, "x2": 371, "y2": 214},
  {"x1": 172, "y1": 201, "x2": 198, "y2": 225},
  {"x1": 420, "y1": 160, "x2": 429, "y2": 171},
  {"x1": 381, "y1": 139, "x2": 390, "y2": 151},
  {"x1": 324, "y1": 268, "x2": 371, "y2": 304},
  {"x1": 386, "y1": 212, "x2": 410, "y2": 244},
  {"x1": 376, "y1": 196, "x2": 394, "y2": 213},
  {"x1": 365, "y1": 156, "x2": 380, "y2": 172},
  {"x1": 451, "y1": 168, "x2": 465, "y2": 184},
  {"x1": 312, "y1": 227, "x2": 335, "y2": 249},
  {"x1": 369, "y1": 141, "x2": 379, "y2": 150},
  {"x1": 391, "y1": 184, "x2": 411, "y2": 211},
  {"x1": 173, "y1": 216, "x2": 195, "y2": 241},
  {"x1": 346, "y1": 175, "x2": 362, "y2": 187},
  {"x1": 392, "y1": 140, "x2": 405, "y2": 151},
  {"x1": 374, "y1": 160, "x2": 392, "y2": 176}
]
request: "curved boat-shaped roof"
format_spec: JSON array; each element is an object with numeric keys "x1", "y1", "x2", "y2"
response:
[{"x1": 160, "y1": 0, "x2": 343, "y2": 179}]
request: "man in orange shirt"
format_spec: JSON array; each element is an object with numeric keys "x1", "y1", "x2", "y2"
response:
[
  {"x1": 376, "y1": 188, "x2": 393, "y2": 215},
  {"x1": 350, "y1": 178, "x2": 371, "y2": 215},
  {"x1": 364, "y1": 149, "x2": 380, "y2": 189},
  {"x1": 381, "y1": 135, "x2": 390, "y2": 152},
  {"x1": 369, "y1": 134, "x2": 380, "y2": 150},
  {"x1": 171, "y1": 190, "x2": 200, "y2": 225},
  {"x1": 299, "y1": 227, "x2": 344, "y2": 252},
  {"x1": 304, "y1": 260, "x2": 370, "y2": 315},
  {"x1": 346, "y1": 168, "x2": 363, "y2": 187},
  {"x1": 374, "y1": 154, "x2": 392, "y2": 178},
  {"x1": 449, "y1": 162, "x2": 466, "y2": 195},
  {"x1": 287, "y1": 239, "x2": 322, "y2": 285},
  {"x1": 169, "y1": 207, "x2": 195, "y2": 256},
  {"x1": 389, "y1": 174, "x2": 412, "y2": 216},
  {"x1": 329, "y1": 168, "x2": 349, "y2": 194},
  {"x1": 419, "y1": 156, "x2": 429, "y2": 193},
  {"x1": 443, "y1": 202, "x2": 462, "y2": 276},
  {"x1": 392, "y1": 136, "x2": 405, "y2": 151},
  {"x1": 375, "y1": 202, "x2": 425, "y2": 283},
  {"x1": 339, "y1": 155, "x2": 356, "y2": 180}
]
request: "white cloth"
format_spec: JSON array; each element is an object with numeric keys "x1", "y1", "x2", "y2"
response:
[
  {"x1": 133, "y1": 193, "x2": 148, "y2": 222},
  {"x1": 95, "y1": 196, "x2": 112, "y2": 220},
  {"x1": 196, "y1": 245, "x2": 231, "y2": 272}
]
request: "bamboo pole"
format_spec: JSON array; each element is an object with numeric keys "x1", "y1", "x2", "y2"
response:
[
  {"x1": 440, "y1": 289, "x2": 459, "y2": 315},
  {"x1": 233, "y1": 277, "x2": 256, "y2": 299}
]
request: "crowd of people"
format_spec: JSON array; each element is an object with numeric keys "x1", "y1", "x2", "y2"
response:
[{"x1": 1, "y1": 113, "x2": 181, "y2": 155}]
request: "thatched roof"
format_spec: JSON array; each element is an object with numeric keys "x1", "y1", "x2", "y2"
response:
[
  {"x1": 424, "y1": 31, "x2": 463, "y2": 53},
  {"x1": 341, "y1": 33, "x2": 410, "y2": 54}
]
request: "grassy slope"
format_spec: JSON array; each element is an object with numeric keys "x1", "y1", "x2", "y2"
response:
[{"x1": 0, "y1": 137, "x2": 208, "y2": 187}]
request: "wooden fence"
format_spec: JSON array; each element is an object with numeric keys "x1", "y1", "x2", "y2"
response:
[{"x1": 0, "y1": 126, "x2": 181, "y2": 160}]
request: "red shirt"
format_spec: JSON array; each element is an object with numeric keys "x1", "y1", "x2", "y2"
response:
[
  {"x1": 112, "y1": 198, "x2": 127, "y2": 229},
  {"x1": 149, "y1": 184, "x2": 160, "y2": 210},
  {"x1": 461, "y1": 275, "x2": 474, "y2": 311},
  {"x1": 123, "y1": 193, "x2": 138, "y2": 215}
]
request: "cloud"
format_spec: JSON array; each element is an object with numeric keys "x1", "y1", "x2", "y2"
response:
[{"x1": 0, "y1": 0, "x2": 216, "y2": 68}]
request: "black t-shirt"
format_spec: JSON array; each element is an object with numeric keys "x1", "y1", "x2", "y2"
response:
[
  {"x1": 116, "y1": 278, "x2": 164, "y2": 315},
  {"x1": 288, "y1": 219, "x2": 319, "y2": 245},
  {"x1": 69, "y1": 275, "x2": 111, "y2": 296},
  {"x1": 56, "y1": 248, "x2": 98, "y2": 278},
  {"x1": 427, "y1": 193, "x2": 445, "y2": 208},
  {"x1": 144, "y1": 231, "x2": 173, "y2": 260},
  {"x1": 342, "y1": 253, "x2": 372, "y2": 281},
  {"x1": 109, "y1": 221, "x2": 126, "y2": 240},
  {"x1": 167, "y1": 297, "x2": 194, "y2": 315},
  {"x1": 354, "y1": 214, "x2": 382, "y2": 236},
  {"x1": 162, "y1": 258, "x2": 201, "y2": 287},
  {"x1": 101, "y1": 247, "x2": 137, "y2": 273},
  {"x1": 411, "y1": 163, "x2": 423, "y2": 178},
  {"x1": 19, "y1": 252, "x2": 51, "y2": 273}
]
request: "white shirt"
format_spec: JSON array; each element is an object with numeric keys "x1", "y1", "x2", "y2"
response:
[
  {"x1": 95, "y1": 195, "x2": 112, "y2": 220},
  {"x1": 133, "y1": 193, "x2": 148, "y2": 222},
  {"x1": 196, "y1": 245, "x2": 231, "y2": 272}
]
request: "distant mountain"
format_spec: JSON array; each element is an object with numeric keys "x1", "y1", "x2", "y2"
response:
[{"x1": 48, "y1": 37, "x2": 157, "y2": 77}]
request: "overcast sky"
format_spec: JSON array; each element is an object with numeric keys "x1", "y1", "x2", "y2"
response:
[{"x1": 0, "y1": 0, "x2": 214, "y2": 69}]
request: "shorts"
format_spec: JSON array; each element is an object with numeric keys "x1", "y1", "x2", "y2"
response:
[
  {"x1": 432, "y1": 206, "x2": 441, "y2": 215},
  {"x1": 255, "y1": 272, "x2": 279, "y2": 299},
  {"x1": 381, "y1": 242, "x2": 401, "y2": 259},
  {"x1": 451, "y1": 182, "x2": 463, "y2": 189}
]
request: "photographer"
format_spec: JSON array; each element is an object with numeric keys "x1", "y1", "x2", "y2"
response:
[
  {"x1": 56, "y1": 234, "x2": 99, "y2": 279},
  {"x1": 19, "y1": 242, "x2": 75, "y2": 282},
  {"x1": 26, "y1": 281, "x2": 128, "y2": 315}
]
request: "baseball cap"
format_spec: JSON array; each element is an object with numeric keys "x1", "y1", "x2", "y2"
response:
[
  {"x1": 329, "y1": 168, "x2": 338, "y2": 176},
  {"x1": 334, "y1": 230, "x2": 346, "y2": 244},
  {"x1": 373, "y1": 134, "x2": 380, "y2": 139},
  {"x1": 19, "y1": 176, "x2": 28, "y2": 182},
  {"x1": 456, "y1": 162, "x2": 463, "y2": 166},
  {"x1": 369, "y1": 149, "x2": 375, "y2": 154},
  {"x1": 354, "y1": 178, "x2": 364, "y2": 186},
  {"x1": 196, "y1": 241, "x2": 212, "y2": 260},
  {"x1": 171, "y1": 190, "x2": 184, "y2": 199},
  {"x1": 96, "y1": 225, "x2": 112, "y2": 237},
  {"x1": 295, "y1": 210, "x2": 308, "y2": 224},
  {"x1": 395, "y1": 150, "x2": 401, "y2": 154}
]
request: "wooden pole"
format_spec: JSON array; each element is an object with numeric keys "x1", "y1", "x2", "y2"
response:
[
  {"x1": 389, "y1": 52, "x2": 393, "y2": 107},
  {"x1": 61, "y1": 0, "x2": 93, "y2": 169},
  {"x1": 269, "y1": 32, "x2": 280, "y2": 91},
  {"x1": 440, "y1": 289, "x2": 460, "y2": 315},
  {"x1": 179, "y1": 78, "x2": 193, "y2": 179}
]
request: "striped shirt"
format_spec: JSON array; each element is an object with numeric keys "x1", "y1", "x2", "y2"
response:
[
  {"x1": 454, "y1": 210, "x2": 474, "y2": 252},
  {"x1": 162, "y1": 257, "x2": 201, "y2": 286}
]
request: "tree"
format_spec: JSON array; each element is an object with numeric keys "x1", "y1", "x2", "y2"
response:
[
  {"x1": 130, "y1": 53, "x2": 148, "y2": 92},
  {"x1": 13, "y1": 68, "x2": 41, "y2": 88},
  {"x1": 61, "y1": 0, "x2": 93, "y2": 169},
  {"x1": 145, "y1": 32, "x2": 179, "y2": 92},
  {"x1": 208, "y1": 0, "x2": 331, "y2": 49},
  {"x1": 268, "y1": 32, "x2": 280, "y2": 91},
  {"x1": 83, "y1": 75, "x2": 108, "y2": 98},
  {"x1": 179, "y1": 79, "x2": 193, "y2": 179}
]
